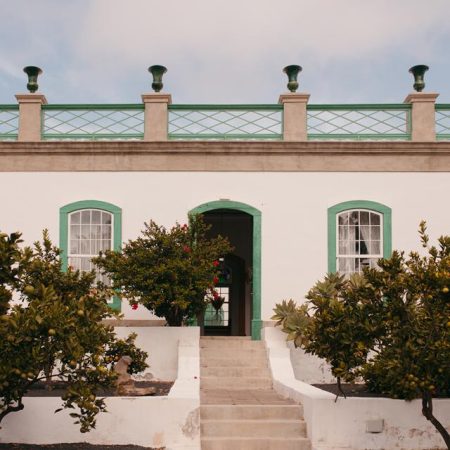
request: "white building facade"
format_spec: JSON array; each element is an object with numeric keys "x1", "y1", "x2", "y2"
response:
[{"x1": 1, "y1": 85, "x2": 449, "y2": 340}]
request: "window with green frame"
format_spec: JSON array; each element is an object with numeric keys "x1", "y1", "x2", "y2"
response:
[
  {"x1": 59, "y1": 200, "x2": 122, "y2": 310},
  {"x1": 328, "y1": 200, "x2": 392, "y2": 274}
]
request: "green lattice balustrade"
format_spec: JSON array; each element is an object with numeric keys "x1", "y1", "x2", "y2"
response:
[
  {"x1": 0, "y1": 105, "x2": 19, "y2": 140},
  {"x1": 307, "y1": 104, "x2": 411, "y2": 140},
  {"x1": 42, "y1": 104, "x2": 144, "y2": 140},
  {"x1": 436, "y1": 105, "x2": 450, "y2": 140},
  {"x1": 168, "y1": 105, "x2": 283, "y2": 140}
]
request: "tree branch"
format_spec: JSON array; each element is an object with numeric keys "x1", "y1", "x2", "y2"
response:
[
  {"x1": 0, "y1": 400, "x2": 24, "y2": 424},
  {"x1": 422, "y1": 392, "x2": 450, "y2": 449}
]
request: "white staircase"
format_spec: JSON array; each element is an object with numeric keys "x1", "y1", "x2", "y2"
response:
[{"x1": 200, "y1": 336, "x2": 311, "y2": 450}]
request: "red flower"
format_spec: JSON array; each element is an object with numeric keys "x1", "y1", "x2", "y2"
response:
[
  {"x1": 213, "y1": 260, "x2": 219, "y2": 267},
  {"x1": 213, "y1": 276, "x2": 219, "y2": 284},
  {"x1": 183, "y1": 245, "x2": 191, "y2": 253},
  {"x1": 213, "y1": 290, "x2": 219, "y2": 299},
  {"x1": 131, "y1": 303, "x2": 138, "y2": 310}
]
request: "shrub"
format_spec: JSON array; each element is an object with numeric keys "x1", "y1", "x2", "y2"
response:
[{"x1": 0, "y1": 231, "x2": 148, "y2": 432}]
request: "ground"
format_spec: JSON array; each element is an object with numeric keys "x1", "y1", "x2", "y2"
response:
[{"x1": 0, "y1": 445, "x2": 164, "y2": 449}]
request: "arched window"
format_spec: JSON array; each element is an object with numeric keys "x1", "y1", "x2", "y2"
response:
[
  {"x1": 60, "y1": 200, "x2": 122, "y2": 310},
  {"x1": 328, "y1": 201, "x2": 392, "y2": 275}
]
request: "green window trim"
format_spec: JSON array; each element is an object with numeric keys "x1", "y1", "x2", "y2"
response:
[
  {"x1": 59, "y1": 200, "x2": 122, "y2": 311},
  {"x1": 328, "y1": 200, "x2": 392, "y2": 273},
  {"x1": 189, "y1": 200, "x2": 262, "y2": 341}
]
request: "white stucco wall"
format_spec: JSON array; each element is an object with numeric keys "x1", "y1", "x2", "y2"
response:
[
  {"x1": 1, "y1": 171, "x2": 450, "y2": 321},
  {"x1": 114, "y1": 326, "x2": 198, "y2": 380}
]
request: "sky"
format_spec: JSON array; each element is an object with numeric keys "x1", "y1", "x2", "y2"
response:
[{"x1": 1, "y1": 0, "x2": 449, "y2": 105}]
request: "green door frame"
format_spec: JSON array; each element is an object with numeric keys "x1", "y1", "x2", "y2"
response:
[{"x1": 190, "y1": 200, "x2": 262, "y2": 340}]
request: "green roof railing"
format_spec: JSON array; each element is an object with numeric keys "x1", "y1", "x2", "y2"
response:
[
  {"x1": 3, "y1": 101, "x2": 450, "y2": 142},
  {"x1": 307, "y1": 104, "x2": 411, "y2": 140},
  {"x1": 0, "y1": 105, "x2": 19, "y2": 140},
  {"x1": 42, "y1": 104, "x2": 144, "y2": 140},
  {"x1": 436, "y1": 104, "x2": 450, "y2": 141},
  {"x1": 168, "y1": 104, "x2": 283, "y2": 140}
]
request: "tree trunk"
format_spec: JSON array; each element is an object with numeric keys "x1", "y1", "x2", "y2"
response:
[
  {"x1": 422, "y1": 392, "x2": 450, "y2": 449},
  {"x1": 196, "y1": 310, "x2": 205, "y2": 336}
]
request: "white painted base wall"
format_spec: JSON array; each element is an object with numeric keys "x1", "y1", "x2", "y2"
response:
[
  {"x1": 264, "y1": 326, "x2": 450, "y2": 450},
  {"x1": 0, "y1": 397, "x2": 199, "y2": 449},
  {"x1": 0, "y1": 327, "x2": 201, "y2": 450},
  {"x1": 287, "y1": 340, "x2": 335, "y2": 384}
]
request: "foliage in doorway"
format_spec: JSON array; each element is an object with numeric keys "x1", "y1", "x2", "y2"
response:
[
  {"x1": 94, "y1": 214, "x2": 232, "y2": 326},
  {"x1": 273, "y1": 222, "x2": 450, "y2": 448},
  {"x1": 0, "y1": 231, "x2": 148, "y2": 432}
]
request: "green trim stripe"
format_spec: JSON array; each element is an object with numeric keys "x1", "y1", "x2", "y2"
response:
[
  {"x1": 169, "y1": 104, "x2": 282, "y2": 110},
  {"x1": 327, "y1": 200, "x2": 392, "y2": 273},
  {"x1": 59, "y1": 200, "x2": 122, "y2": 311},
  {"x1": 43, "y1": 104, "x2": 144, "y2": 110},
  {"x1": 308, "y1": 104, "x2": 411, "y2": 110},
  {"x1": 190, "y1": 200, "x2": 262, "y2": 341}
]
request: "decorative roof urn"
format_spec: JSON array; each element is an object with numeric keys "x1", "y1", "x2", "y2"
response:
[
  {"x1": 283, "y1": 65, "x2": 302, "y2": 93},
  {"x1": 23, "y1": 66, "x2": 42, "y2": 93},
  {"x1": 409, "y1": 65, "x2": 429, "y2": 92},
  {"x1": 148, "y1": 65, "x2": 167, "y2": 93}
]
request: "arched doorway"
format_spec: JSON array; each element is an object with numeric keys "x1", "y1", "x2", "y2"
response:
[{"x1": 190, "y1": 200, "x2": 262, "y2": 340}]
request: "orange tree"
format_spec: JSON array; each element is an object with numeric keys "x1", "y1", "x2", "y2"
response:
[
  {"x1": 94, "y1": 214, "x2": 231, "y2": 327},
  {"x1": 274, "y1": 222, "x2": 450, "y2": 448},
  {"x1": 0, "y1": 231, "x2": 147, "y2": 432}
]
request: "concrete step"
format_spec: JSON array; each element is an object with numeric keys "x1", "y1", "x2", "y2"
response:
[
  {"x1": 201, "y1": 347, "x2": 267, "y2": 359},
  {"x1": 201, "y1": 376, "x2": 272, "y2": 390},
  {"x1": 200, "y1": 339, "x2": 265, "y2": 350},
  {"x1": 201, "y1": 419, "x2": 307, "y2": 438},
  {"x1": 201, "y1": 404, "x2": 303, "y2": 420},
  {"x1": 201, "y1": 356, "x2": 268, "y2": 368},
  {"x1": 201, "y1": 365, "x2": 271, "y2": 377},
  {"x1": 200, "y1": 388, "x2": 296, "y2": 406},
  {"x1": 201, "y1": 437, "x2": 311, "y2": 450}
]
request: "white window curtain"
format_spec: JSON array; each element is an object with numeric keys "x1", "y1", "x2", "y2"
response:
[
  {"x1": 68, "y1": 209, "x2": 112, "y2": 285},
  {"x1": 337, "y1": 210, "x2": 382, "y2": 275}
]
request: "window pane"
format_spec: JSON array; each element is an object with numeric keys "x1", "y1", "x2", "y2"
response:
[
  {"x1": 338, "y1": 225, "x2": 348, "y2": 240},
  {"x1": 81, "y1": 210, "x2": 91, "y2": 224},
  {"x1": 70, "y1": 225, "x2": 80, "y2": 240},
  {"x1": 70, "y1": 240, "x2": 80, "y2": 254},
  {"x1": 80, "y1": 240, "x2": 89, "y2": 255},
  {"x1": 91, "y1": 224, "x2": 101, "y2": 240},
  {"x1": 360, "y1": 225, "x2": 370, "y2": 241},
  {"x1": 102, "y1": 225, "x2": 112, "y2": 240},
  {"x1": 360, "y1": 240, "x2": 369, "y2": 255},
  {"x1": 371, "y1": 241, "x2": 381, "y2": 254},
  {"x1": 102, "y1": 212, "x2": 112, "y2": 225},
  {"x1": 92, "y1": 210, "x2": 101, "y2": 224},
  {"x1": 81, "y1": 225, "x2": 90, "y2": 240},
  {"x1": 91, "y1": 239, "x2": 100, "y2": 255},
  {"x1": 370, "y1": 212, "x2": 380, "y2": 225},
  {"x1": 338, "y1": 257, "x2": 354, "y2": 273},
  {"x1": 338, "y1": 212, "x2": 349, "y2": 225},
  {"x1": 350, "y1": 211, "x2": 359, "y2": 224},
  {"x1": 68, "y1": 257, "x2": 80, "y2": 270},
  {"x1": 101, "y1": 240, "x2": 111, "y2": 251},
  {"x1": 81, "y1": 257, "x2": 91, "y2": 271},
  {"x1": 70, "y1": 212, "x2": 80, "y2": 225},
  {"x1": 360, "y1": 211, "x2": 370, "y2": 225},
  {"x1": 371, "y1": 226, "x2": 381, "y2": 240}
]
